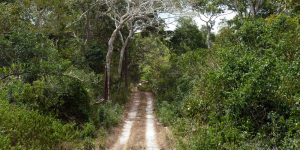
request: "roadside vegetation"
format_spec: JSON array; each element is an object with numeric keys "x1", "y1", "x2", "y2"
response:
[
  {"x1": 1, "y1": 0, "x2": 300, "y2": 149},
  {"x1": 0, "y1": 1, "x2": 129, "y2": 149},
  {"x1": 141, "y1": 11, "x2": 300, "y2": 150}
]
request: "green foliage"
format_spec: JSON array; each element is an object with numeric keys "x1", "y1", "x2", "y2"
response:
[
  {"x1": 80, "y1": 122, "x2": 97, "y2": 139},
  {"x1": 156, "y1": 101, "x2": 183, "y2": 126},
  {"x1": 81, "y1": 137, "x2": 96, "y2": 150},
  {"x1": 110, "y1": 86, "x2": 130, "y2": 104},
  {"x1": 169, "y1": 17, "x2": 207, "y2": 55},
  {"x1": 84, "y1": 43, "x2": 106, "y2": 74},
  {"x1": 16, "y1": 80, "x2": 60, "y2": 112},
  {"x1": 0, "y1": 100, "x2": 79, "y2": 149},
  {"x1": 151, "y1": 13, "x2": 300, "y2": 149},
  {"x1": 0, "y1": 0, "x2": 126, "y2": 148},
  {"x1": 58, "y1": 79, "x2": 91, "y2": 123},
  {"x1": 98, "y1": 101, "x2": 123, "y2": 129}
]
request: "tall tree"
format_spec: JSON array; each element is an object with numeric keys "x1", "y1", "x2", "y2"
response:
[
  {"x1": 103, "y1": 0, "x2": 173, "y2": 101},
  {"x1": 192, "y1": 0, "x2": 227, "y2": 49}
]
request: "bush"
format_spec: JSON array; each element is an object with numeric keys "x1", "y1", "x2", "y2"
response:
[
  {"x1": 80, "y1": 122, "x2": 97, "y2": 139},
  {"x1": 153, "y1": 14, "x2": 300, "y2": 149},
  {"x1": 0, "y1": 100, "x2": 79, "y2": 149},
  {"x1": 81, "y1": 137, "x2": 96, "y2": 150},
  {"x1": 110, "y1": 86, "x2": 130, "y2": 104},
  {"x1": 98, "y1": 101, "x2": 123, "y2": 129},
  {"x1": 156, "y1": 101, "x2": 183, "y2": 126},
  {"x1": 58, "y1": 80, "x2": 91, "y2": 123}
]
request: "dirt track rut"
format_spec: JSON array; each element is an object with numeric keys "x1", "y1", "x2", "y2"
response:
[{"x1": 108, "y1": 91, "x2": 166, "y2": 150}]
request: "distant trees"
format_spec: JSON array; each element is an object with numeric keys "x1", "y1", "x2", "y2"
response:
[
  {"x1": 191, "y1": 0, "x2": 228, "y2": 49},
  {"x1": 169, "y1": 17, "x2": 206, "y2": 55}
]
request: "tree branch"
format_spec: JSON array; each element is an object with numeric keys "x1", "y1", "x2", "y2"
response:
[
  {"x1": 0, "y1": 71, "x2": 30, "y2": 81},
  {"x1": 66, "y1": 2, "x2": 98, "y2": 28},
  {"x1": 62, "y1": 74, "x2": 84, "y2": 82}
]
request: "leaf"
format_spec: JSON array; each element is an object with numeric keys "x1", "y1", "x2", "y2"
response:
[
  {"x1": 12, "y1": 64, "x2": 15, "y2": 70},
  {"x1": 3, "y1": 67, "x2": 7, "y2": 74}
]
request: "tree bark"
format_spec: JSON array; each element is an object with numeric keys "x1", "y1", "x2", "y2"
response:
[
  {"x1": 124, "y1": 47, "x2": 128, "y2": 89},
  {"x1": 206, "y1": 22, "x2": 211, "y2": 49},
  {"x1": 118, "y1": 22, "x2": 134, "y2": 78},
  {"x1": 247, "y1": 0, "x2": 263, "y2": 18},
  {"x1": 84, "y1": 4, "x2": 91, "y2": 48},
  {"x1": 104, "y1": 25, "x2": 124, "y2": 101}
]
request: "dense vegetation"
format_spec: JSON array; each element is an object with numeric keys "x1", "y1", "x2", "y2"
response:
[
  {"x1": 141, "y1": 9, "x2": 300, "y2": 150},
  {"x1": 1, "y1": 0, "x2": 300, "y2": 149},
  {"x1": 0, "y1": 0, "x2": 129, "y2": 149}
]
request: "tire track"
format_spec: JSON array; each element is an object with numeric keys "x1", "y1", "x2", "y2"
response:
[
  {"x1": 145, "y1": 92, "x2": 159, "y2": 150},
  {"x1": 112, "y1": 92, "x2": 140, "y2": 150},
  {"x1": 110, "y1": 92, "x2": 161, "y2": 150}
]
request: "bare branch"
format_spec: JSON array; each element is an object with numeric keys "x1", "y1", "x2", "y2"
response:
[{"x1": 66, "y1": 2, "x2": 98, "y2": 28}]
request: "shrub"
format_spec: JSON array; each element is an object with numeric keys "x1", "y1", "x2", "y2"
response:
[
  {"x1": 98, "y1": 101, "x2": 123, "y2": 129},
  {"x1": 110, "y1": 86, "x2": 130, "y2": 104},
  {"x1": 156, "y1": 101, "x2": 183, "y2": 126},
  {"x1": 154, "y1": 14, "x2": 300, "y2": 149},
  {"x1": 58, "y1": 80, "x2": 91, "y2": 123},
  {"x1": 80, "y1": 122, "x2": 97, "y2": 139},
  {"x1": 81, "y1": 137, "x2": 96, "y2": 150},
  {"x1": 0, "y1": 100, "x2": 79, "y2": 149}
]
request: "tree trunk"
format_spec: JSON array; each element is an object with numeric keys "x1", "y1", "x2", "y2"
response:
[
  {"x1": 118, "y1": 26, "x2": 133, "y2": 78},
  {"x1": 251, "y1": 2, "x2": 256, "y2": 18},
  {"x1": 104, "y1": 26, "x2": 122, "y2": 101},
  {"x1": 247, "y1": 0, "x2": 263, "y2": 19},
  {"x1": 124, "y1": 47, "x2": 128, "y2": 89},
  {"x1": 84, "y1": 4, "x2": 91, "y2": 48},
  {"x1": 206, "y1": 22, "x2": 211, "y2": 49}
]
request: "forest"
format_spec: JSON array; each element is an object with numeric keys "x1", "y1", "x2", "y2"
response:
[{"x1": 1, "y1": 0, "x2": 300, "y2": 149}]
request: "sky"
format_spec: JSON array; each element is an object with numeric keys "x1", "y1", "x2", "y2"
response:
[{"x1": 159, "y1": 11, "x2": 237, "y2": 33}]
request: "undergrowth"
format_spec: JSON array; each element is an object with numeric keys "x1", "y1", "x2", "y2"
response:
[{"x1": 152, "y1": 14, "x2": 300, "y2": 149}]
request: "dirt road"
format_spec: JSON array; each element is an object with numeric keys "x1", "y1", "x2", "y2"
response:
[{"x1": 106, "y1": 91, "x2": 171, "y2": 150}]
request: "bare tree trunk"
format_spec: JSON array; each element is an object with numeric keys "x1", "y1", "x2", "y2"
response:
[
  {"x1": 124, "y1": 47, "x2": 128, "y2": 89},
  {"x1": 247, "y1": 0, "x2": 263, "y2": 18},
  {"x1": 206, "y1": 22, "x2": 211, "y2": 49},
  {"x1": 234, "y1": 0, "x2": 243, "y2": 16},
  {"x1": 118, "y1": 23, "x2": 133, "y2": 78},
  {"x1": 104, "y1": 26, "x2": 122, "y2": 101},
  {"x1": 84, "y1": 4, "x2": 91, "y2": 48}
]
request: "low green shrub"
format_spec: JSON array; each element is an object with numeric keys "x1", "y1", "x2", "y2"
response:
[
  {"x1": 98, "y1": 101, "x2": 123, "y2": 129},
  {"x1": 81, "y1": 137, "x2": 96, "y2": 150},
  {"x1": 58, "y1": 79, "x2": 91, "y2": 123},
  {"x1": 0, "y1": 100, "x2": 79, "y2": 149},
  {"x1": 110, "y1": 86, "x2": 130, "y2": 104},
  {"x1": 156, "y1": 101, "x2": 183, "y2": 126},
  {"x1": 80, "y1": 122, "x2": 97, "y2": 139}
]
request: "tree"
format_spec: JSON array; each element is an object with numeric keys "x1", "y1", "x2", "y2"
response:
[
  {"x1": 268, "y1": 0, "x2": 300, "y2": 14},
  {"x1": 103, "y1": 0, "x2": 173, "y2": 101},
  {"x1": 192, "y1": 0, "x2": 228, "y2": 49},
  {"x1": 226, "y1": 0, "x2": 264, "y2": 19},
  {"x1": 169, "y1": 17, "x2": 206, "y2": 55}
]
